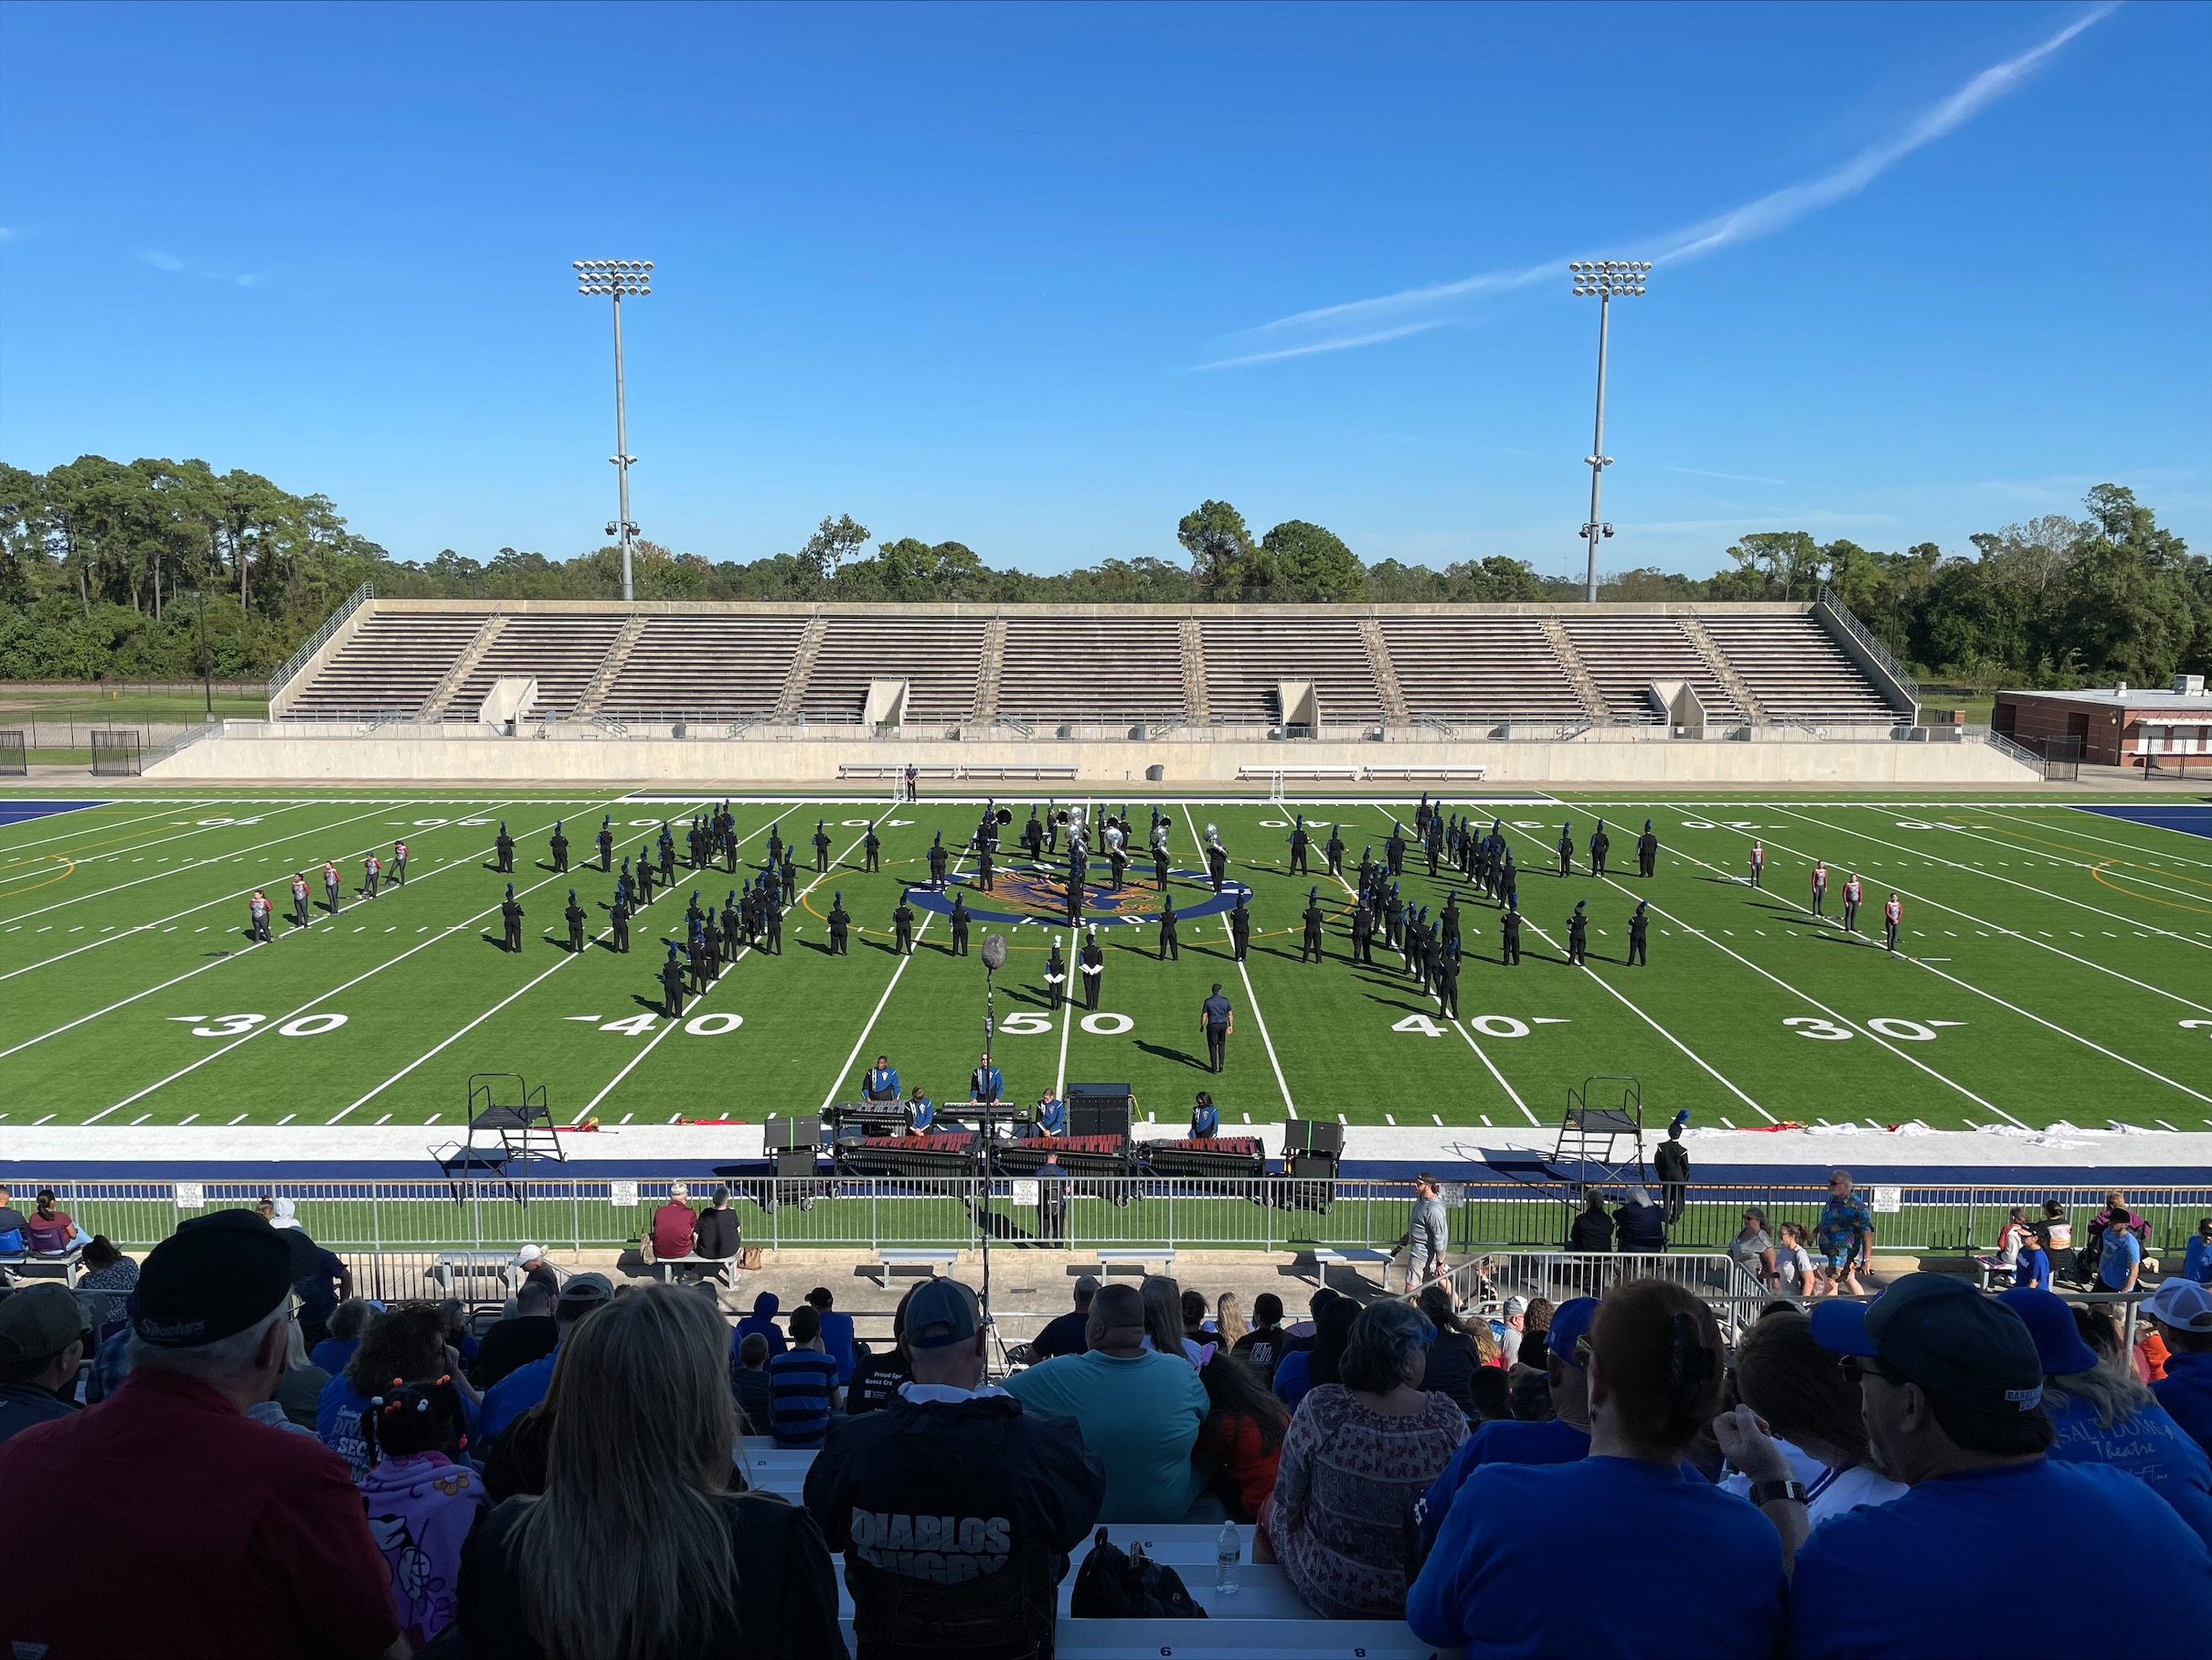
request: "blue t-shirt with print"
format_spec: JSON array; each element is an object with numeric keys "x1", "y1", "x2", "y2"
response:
[
  {"x1": 2047, "y1": 1392, "x2": 2212, "y2": 1550},
  {"x1": 1409, "y1": 1456, "x2": 1785, "y2": 1659},
  {"x1": 2100, "y1": 1227, "x2": 2143, "y2": 1288},
  {"x1": 1790, "y1": 1458, "x2": 2212, "y2": 1660},
  {"x1": 2012, "y1": 1246, "x2": 2051, "y2": 1290}
]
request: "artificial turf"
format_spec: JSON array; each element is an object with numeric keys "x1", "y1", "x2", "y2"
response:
[{"x1": 3, "y1": 788, "x2": 2210, "y2": 1137}]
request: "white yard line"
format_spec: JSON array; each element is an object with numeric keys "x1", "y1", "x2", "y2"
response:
[
  {"x1": 0, "y1": 803, "x2": 326, "y2": 893},
  {"x1": 1946, "y1": 808, "x2": 2212, "y2": 885},
  {"x1": 0, "y1": 799, "x2": 223, "y2": 857},
  {"x1": 1178, "y1": 803, "x2": 1296, "y2": 1118},
  {"x1": 1451, "y1": 1020, "x2": 1540, "y2": 1124},
  {"x1": 1979, "y1": 803, "x2": 2212, "y2": 870}
]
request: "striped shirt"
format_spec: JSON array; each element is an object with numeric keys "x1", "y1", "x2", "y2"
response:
[{"x1": 766, "y1": 1348, "x2": 839, "y2": 1447}]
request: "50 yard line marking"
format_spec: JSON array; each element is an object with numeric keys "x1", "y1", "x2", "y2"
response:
[{"x1": 1178, "y1": 803, "x2": 1296, "y2": 1118}]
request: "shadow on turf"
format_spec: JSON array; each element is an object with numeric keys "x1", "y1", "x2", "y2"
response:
[{"x1": 1136, "y1": 1039, "x2": 1210, "y2": 1071}]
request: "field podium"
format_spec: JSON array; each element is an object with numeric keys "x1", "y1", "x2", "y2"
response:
[{"x1": 432, "y1": 1072, "x2": 563, "y2": 1200}]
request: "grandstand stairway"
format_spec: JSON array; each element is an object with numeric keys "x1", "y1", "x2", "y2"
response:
[
  {"x1": 1179, "y1": 617, "x2": 1208, "y2": 724},
  {"x1": 973, "y1": 616, "x2": 1008, "y2": 724},
  {"x1": 1698, "y1": 612, "x2": 1899, "y2": 726},
  {"x1": 1359, "y1": 615, "x2": 1409, "y2": 723},
  {"x1": 281, "y1": 609, "x2": 487, "y2": 719},
  {"x1": 570, "y1": 615, "x2": 649, "y2": 718},
  {"x1": 775, "y1": 614, "x2": 830, "y2": 721},
  {"x1": 1560, "y1": 615, "x2": 1740, "y2": 726},
  {"x1": 415, "y1": 613, "x2": 508, "y2": 721},
  {"x1": 1538, "y1": 616, "x2": 1611, "y2": 724},
  {"x1": 1681, "y1": 613, "x2": 1767, "y2": 725}
]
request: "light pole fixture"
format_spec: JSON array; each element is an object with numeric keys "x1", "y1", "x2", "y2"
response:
[
  {"x1": 573, "y1": 259, "x2": 653, "y2": 601},
  {"x1": 1570, "y1": 260, "x2": 1650, "y2": 602}
]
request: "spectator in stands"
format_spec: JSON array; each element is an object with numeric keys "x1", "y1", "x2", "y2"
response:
[
  {"x1": 1417, "y1": 1297, "x2": 1599, "y2": 1549},
  {"x1": 2089, "y1": 1189, "x2": 2153, "y2": 1250},
  {"x1": 806, "y1": 1278, "x2": 1105, "y2": 1660},
  {"x1": 1470, "y1": 1367, "x2": 1513, "y2": 1423},
  {"x1": 2095, "y1": 1201, "x2": 2143, "y2": 1293},
  {"x1": 452, "y1": 1283, "x2": 843, "y2": 1659},
  {"x1": 1774, "y1": 1221, "x2": 1816, "y2": 1302},
  {"x1": 1569, "y1": 1189, "x2": 1613, "y2": 1252},
  {"x1": 357, "y1": 1375, "x2": 485, "y2": 1649},
  {"x1": 1613, "y1": 1185, "x2": 1669, "y2": 1253},
  {"x1": 1728, "y1": 1307, "x2": 1906, "y2": 1528},
  {"x1": 2187, "y1": 1218, "x2": 2212, "y2": 1285},
  {"x1": 1416, "y1": 1282, "x2": 1481, "y2": 1420},
  {"x1": 1519, "y1": 1296, "x2": 1557, "y2": 1371},
  {"x1": 1507, "y1": 1368, "x2": 1552, "y2": 1421},
  {"x1": 0, "y1": 1283, "x2": 84, "y2": 1449},
  {"x1": 1728, "y1": 1208, "x2": 1777, "y2": 1287},
  {"x1": 0, "y1": 1208, "x2": 406, "y2": 1660},
  {"x1": 1003, "y1": 1282, "x2": 1209, "y2": 1522},
  {"x1": 312, "y1": 1296, "x2": 375, "y2": 1377},
  {"x1": 326, "y1": 1302, "x2": 482, "y2": 1477},
  {"x1": 440, "y1": 1295, "x2": 480, "y2": 1369},
  {"x1": 1233, "y1": 1292, "x2": 1288, "y2": 1379},
  {"x1": 476, "y1": 1273, "x2": 609, "y2": 1450},
  {"x1": 1264, "y1": 1300, "x2": 1468, "y2": 1619},
  {"x1": 2148, "y1": 1280, "x2": 2212, "y2": 1457},
  {"x1": 1181, "y1": 1287, "x2": 1211, "y2": 1346},
  {"x1": 1214, "y1": 1292, "x2": 1250, "y2": 1354},
  {"x1": 2013, "y1": 1226, "x2": 2053, "y2": 1291},
  {"x1": 1498, "y1": 1294, "x2": 1528, "y2": 1368},
  {"x1": 767, "y1": 1303, "x2": 842, "y2": 1447},
  {"x1": 1813, "y1": 1168, "x2": 1875, "y2": 1298},
  {"x1": 806, "y1": 1286, "x2": 858, "y2": 1386},
  {"x1": 0, "y1": 1184, "x2": 24, "y2": 1252},
  {"x1": 733, "y1": 1332, "x2": 775, "y2": 1433},
  {"x1": 1741, "y1": 1273, "x2": 2212, "y2": 1657},
  {"x1": 1273, "y1": 1297, "x2": 1357, "y2": 1413},
  {"x1": 1281, "y1": 1285, "x2": 1336, "y2": 1354},
  {"x1": 1998, "y1": 1286, "x2": 2212, "y2": 1547},
  {"x1": 23, "y1": 1188, "x2": 81, "y2": 1255},
  {"x1": 649, "y1": 1182, "x2": 698, "y2": 1269},
  {"x1": 848, "y1": 1283, "x2": 917, "y2": 1413},
  {"x1": 1196, "y1": 1345, "x2": 1289, "y2": 1523},
  {"x1": 1030, "y1": 1274, "x2": 1095, "y2": 1360},
  {"x1": 2036, "y1": 1198, "x2": 2074, "y2": 1253},
  {"x1": 1410, "y1": 1281, "x2": 1785, "y2": 1659},
  {"x1": 473, "y1": 1272, "x2": 559, "y2": 1389},
  {"x1": 276, "y1": 1314, "x2": 330, "y2": 1429},
  {"x1": 1995, "y1": 1206, "x2": 2033, "y2": 1266},
  {"x1": 734, "y1": 1289, "x2": 789, "y2": 1359},
  {"x1": 74, "y1": 1235, "x2": 138, "y2": 1331},
  {"x1": 694, "y1": 1186, "x2": 740, "y2": 1272},
  {"x1": 1140, "y1": 1274, "x2": 1204, "y2": 1364}
]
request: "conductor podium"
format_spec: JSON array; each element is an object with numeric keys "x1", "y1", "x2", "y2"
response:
[{"x1": 431, "y1": 1073, "x2": 564, "y2": 1200}]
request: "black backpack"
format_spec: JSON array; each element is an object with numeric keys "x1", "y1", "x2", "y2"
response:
[{"x1": 1069, "y1": 1529, "x2": 1208, "y2": 1620}]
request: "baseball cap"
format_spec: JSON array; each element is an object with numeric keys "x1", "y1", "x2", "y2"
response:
[
  {"x1": 1995, "y1": 1287, "x2": 2100, "y2": 1376},
  {"x1": 1503, "y1": 1296, "x2": 1528, "y2": 1318},
  {"x1": 515, "y1": 1244, "x2": 544, "y2": 1268},
  {"x1": 133, "y1": 1208, "x2": 297, "y2": 1348},
  {"x1": 0, "y1": 1283, "x2": 84, "y2": 1366},
  {"x1": 1812, "y1": 1272, "x2": 2044, "y2": 1414},
  {"x1": 2144, "y1": 1279, "x2": 2212, "y2": 1334},
  {"x1": 556, "y1": 1272, "x2": 614, "y2": 1314},
  {"x1": 903, "y1": 1278, "x2": 984, "y2": 1349},
  {"x1": 1547, "y1": 1297, "x2": 1599, "y2": 1365}
]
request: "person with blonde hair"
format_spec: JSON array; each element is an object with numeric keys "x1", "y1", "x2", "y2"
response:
[
  {"x1": 1213, "y1": 1292, "x2": 1250, "y2": 1353},
  {"x1": 452, "y1": 1283, "x2": 843, "y2": 1658}
]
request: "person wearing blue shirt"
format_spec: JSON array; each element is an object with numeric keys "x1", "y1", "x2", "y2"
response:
[
  {"x1": 732, "y1": 1291, "x2": 791, "y2": 1362},
  {"x1": 1418, "y1": 1298, "x2": 1599, "y2": 1549},
  {"x1": 805, "y1": 1287, "x2": 858, "y2": 1387},
  {"x1": 1409, "y1": 1282, "x2": 1785, "y2": 1660},
  {"x1": 1999, "y1": 1286, "x2": 2212, "y2": 1548},
  {"x1": 2147, "y1": 1280, "x2": 2212, "y2": 1459},
  {"x1": 864, "y1": 1055, "x2": 900, "y2": 1101},
  {"x1": 2098, "y1": 1213, "x2": 2143, "y2": 1292},
  {"x1": 477, "y1": 1272, "x2": 613, "y2": 1450},
  {"x1": 1731, "y1": 1273, "x2": 2212, "y2": 1660},
  {"x1": 969, "y1": 1051, "x2": 1004, "y2": 1105},
  {"x1": 906, "y1": 1091, "x2": 936, "y2": 1134},
  {"x1": 1031, "y1": 1090, "x2": 1067, "y2": 1138},
  {"x1": 1189, "y1": 1091, "x2": 1219, "y2": 1140},
  {"x1": 2012, "y1": 1237, "x2": 2052, "y2": 1291},
  {"x1": 2185, "y1": 1218, "x2": 2212, "y2": 1285}
]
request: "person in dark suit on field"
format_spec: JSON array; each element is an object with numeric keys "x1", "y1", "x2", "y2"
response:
[
  {"x1": 721, "y1": 890, "x2": 742, "y2": 961},
  {"x1": 549, "y1": 820, "x2": 569, "y2": 874},
  {"x1": 610, "y1": 887, "x2": 632, "y2": 954},
  {"x1": 564, "y1": 889, "x2": 587, "y2": 953},
  {"x1": 863, "y1": 824, "x2": 880, "y2": 873},
  {"x1": 660, "y1": 942, "x2": 686, "y2": 1017},
  {"x1": 500, "y1": 883, "x2": 525, "y2": 952},
  {"x1": 1501, "y1": 906, "x2": 1522, "y2": 966},
  {"x1": 1289, "y1": 815, "x2": 1311, "y2": 876},
  {"x1": 764, "y1": 889, "x2": 783, "y2": 955},
  {"x1": 1589, "y1": 819, "x2": 1609, "y2": 878},
  {"x1": 1626, "y1": 899, "x2": 1649, "y2": 967},
  {"x1": 1158, "y1": 895, "x2": 1180, "y2": 962},
  {"x1": 1044, "y1": 941, "x2": 1068, "y2": 1009},
  {"x1": 1636, "y1": 818, "x2": 1659, "y2": 878},
  {"x1": 1324, "y1": 825, "x2": 1345, "y2": 878},
  {"x1": 634, "y1": 844, "x2": 655, "y2": 904},
  {"x1": 827, "y1": 891, "x2": 851, "y2": 956},
  {"x1": 1566, "y1": 899, "x2": 1589, "y2": 966},
  {"x1": 814, "y1": 820, "x2": 833, "y2": 875},
  {"x1": 1301, "y1": 887, "x2": 1324, "y2": 963},
  {"x1": 1434, "y1": 942, "x2": 1461, "y2": 1019},
  {"x1": 495, "y1": 820, "x2": 515, "y2": 874},
  {"x1": 892, "y1": 896, "x2": 915, "y2": 956},
  {"x1": 949, "y1": 891, "x2": 970, "y2": 956},
  {"x1": 1200, "y1": 984, "x2": 1232, "y2": 1073},
  {"x1": 928, "y1": 833, "x2": 949, "y2": 893},
  {"x1": 1351, "y1": 896, "x2": 1375, "y2": 964},
  {"x1": 599, "y1": 814, "x2": 615, "y2": 872},
  {"x1": 1079, "y1": 926, "x2": 1104, "y2": 1010},
  {"x1": 1229, "y1": 893, "x2": 1251, "y2": 963}
]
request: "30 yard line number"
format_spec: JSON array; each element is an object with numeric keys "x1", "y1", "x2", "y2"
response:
[
  {"x1": 169, "y1": 1012, "x2": 348, "y2": 1038},
  {"x1": 1784, "y1": 1016, "x2": 1963, "y2": 1042}
]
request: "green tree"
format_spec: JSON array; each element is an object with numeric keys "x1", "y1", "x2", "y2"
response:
[
  {"x1": 800, "y1": 514, "x2": 871, "y2": 581},
  {"x1": 1260, "y1": 520, "x2": 1363, "y2": 601},
  {"x1": 1177, "y1": 500, "x2": 1258, "y2": 601}
]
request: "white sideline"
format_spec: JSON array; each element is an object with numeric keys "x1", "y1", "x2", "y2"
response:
[
  {"x1": 0, "y1": 800, "x2": 218, "y2": 857},
  {"x1": 1975, "y1": 803, "x2": 2212, "y2": 871}
]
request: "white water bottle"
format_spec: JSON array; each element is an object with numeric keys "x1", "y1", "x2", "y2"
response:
[{"x1": 1214, "y1": 1519, "x2": 1241, "y2": 1594}]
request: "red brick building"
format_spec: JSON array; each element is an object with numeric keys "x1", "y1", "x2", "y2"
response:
[{"x1": 1994, "y1": 678, "x2": 2212, "y2": 769}]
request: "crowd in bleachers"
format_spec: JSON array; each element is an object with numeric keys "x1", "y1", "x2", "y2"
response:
[{"x1": 4, "y1": 1199, "x2": 2212, "y2": 1658}]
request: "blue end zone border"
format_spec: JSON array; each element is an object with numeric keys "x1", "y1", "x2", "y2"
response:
[
  {"x1": 0, "y1": 799, "x2": 111, "y2": 826},
  {"x1": 2072, "y1": 803, "x2": 2212, "y2": 842}
]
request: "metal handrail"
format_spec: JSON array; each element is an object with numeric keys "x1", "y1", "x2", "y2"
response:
[
  {"x1": 1814, "y1": 586, "x2": 1920, "y2": 703},
  {"x1": 268, "y1": 580, "x2": 374, "y2": 698}
]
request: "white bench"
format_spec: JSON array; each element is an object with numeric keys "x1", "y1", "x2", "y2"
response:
[
  {"x1": 839, "y1": 763, "x2": 961, "y2": 781},
  {"x1": 1095, "y1": 1248, "x2": 1176, "y2": 1275},
  {"x1": 427, "y1": 1252, "x2": 520, "y2": 1303},
  {"x1": 869, "y1": 1247, "x2": 960, "y2": 1289},
  {"x1": 1363, "y1": 762, "x2": 1488, "y2": 782},
  {"x1": 959, "y1": 763, "x2": 1080, "y2": 781},
  {"x1": 0, "y1": 1249, "x2": 84, "y2": 1290},
  {"x1": 651, "y1": 1251, "x2": 738, "y2": 1285},
  {"x1": 1234, "y1": 765, "x2": 1359, "y2": 782},
  {"x1": 1307, "y1": 1246, "x2": 1394, "y2": 1290}
]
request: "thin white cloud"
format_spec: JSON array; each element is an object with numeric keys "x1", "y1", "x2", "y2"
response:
[
  {"x1": 1667, "y1": 465, "x2": 1792, "y2": 485},
  {"x1": 140, "y1": 249, "x2": 184, "y2": 271},
  {"x1": 1201, "y1": 5, "x2": 2116, "y2": 369}
]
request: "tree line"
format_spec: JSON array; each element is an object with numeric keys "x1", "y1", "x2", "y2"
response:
[{"x1": 2, "y1": 456, "x2": 2203, "y2": 692}]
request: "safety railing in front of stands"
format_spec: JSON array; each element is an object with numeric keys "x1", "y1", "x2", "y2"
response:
[
  {"x1": 11, "y1": 1176, "x2": 2209, "y2": 1260},
  {"x1": 1813, "y1": 585, "x2": 1920, "y2": 704},
  {"x1": 268, "y1": 580, "x2": 374, "y2": 699}
]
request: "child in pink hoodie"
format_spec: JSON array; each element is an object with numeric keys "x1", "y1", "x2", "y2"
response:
[{"x1": 356, "y1": 1376, "x2": 486, "y2": 1649}]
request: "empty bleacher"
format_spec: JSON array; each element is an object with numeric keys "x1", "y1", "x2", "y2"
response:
[
  {"x1": 1561, "y1": 614, "x2": 1741, "y2": 724},
  {"x1": 282, "y1": 610, "x2": 486, "y2": 718},
  {"x1": 1379, "y1": 614, "x2": 1585, "y2": 724},
  {"x1": 1698, "y1": 612, "x2": 1899, "y2": 725},
  {"x1": 434, "y1": 614, "x2": 630, "y2": 720},
  {"x1": 801, "y1": 615, "x2": 989, "y2": 725},
  {"x1": 599, "y1": 615, "x2": 808, "y2": 720},
  {"x1": 995, "y1": 615, "x2": 1186, "y2": 725},
  {"x1": 1200, "y1": 615, "x2": 1384, "y2": 726}
]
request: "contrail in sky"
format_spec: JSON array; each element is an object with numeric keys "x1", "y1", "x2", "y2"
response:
[{"x1": 1200, "y1": 5, "x2": 2117, "y2": 370}]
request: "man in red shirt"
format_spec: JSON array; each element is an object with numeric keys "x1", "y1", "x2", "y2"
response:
[
  {"x1": 651, "y1": 1181, "x2": 699, "y2": 1264},
  {"x1": 0, "y1": 1208, "x2": 403, "y2": 1660}
]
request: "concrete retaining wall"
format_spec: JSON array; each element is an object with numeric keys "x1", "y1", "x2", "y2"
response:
[{"x1": 146, "y1": 731, "x2": 2044, "y2": 785}]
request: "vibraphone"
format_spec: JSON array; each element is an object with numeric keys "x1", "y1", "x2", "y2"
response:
[
  {"x1": 835, "y1": 1131, "x2": 981, "y2": 1179},
  {"x1": 1144, "y1": 1135, "x2": 1266, "y2": 1180},
  {"x1": 996, "y1": 1133, "x2": 1132, "y2": 1177}
]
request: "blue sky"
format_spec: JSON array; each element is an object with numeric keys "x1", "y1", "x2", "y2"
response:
[{"x1": 2, "y1": 2, "x2": 2206, "y2": 579}]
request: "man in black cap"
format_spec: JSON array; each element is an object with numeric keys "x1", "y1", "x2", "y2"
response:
[
  {"x1": 803, "y1": 1277, "x2": 1106, "y2": 1660},
  {"x1": 495, "y1": 818, "x2": 515, "y2": 873},
  {"x1": 0, "y1": 1209, "x2": 405, "y2": 1660},
  {"x1": 1717, "y1": 1272, "x2": 2212, "y2": 1657},
  {"x1": 827, "y1": 891, "x2": 851, "y2": 956},
  {"x1": 0, "y1": 1284, "x2": 83, "y2": 1449},
  {"x1": 949, "y1": 889, "x2": 970, "y2": 956},
  {"x1": 548, "y1": 818, "x2": 569, "y2": 874},
  {"x1": 564, "y1": 888, "x2": 588, "y2": 953},
  {"x1": 500, "y1": 882, "x2": 524, "y2": 952}
]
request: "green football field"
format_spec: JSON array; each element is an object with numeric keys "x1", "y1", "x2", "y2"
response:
[{"x1": 2, "y1": 787, "x2": 2209, "y2": 1136}]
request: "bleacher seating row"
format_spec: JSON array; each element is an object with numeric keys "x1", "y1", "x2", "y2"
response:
[{"x1": 277, "y1": 601, "x2": 1909, "y2": 729}]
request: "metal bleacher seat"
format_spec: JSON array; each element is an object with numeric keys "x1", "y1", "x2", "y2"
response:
[
  {"x1": 285, "y1": 610, "x2": 487, "y2": 718},
  {"x1": 1699, "y1": 612, "x2": 1897, "y2": 726},
  {"x1": 600, "y1": 615, "x2": 808, "y2": 719},
  {"x1": 997, "y1": 616, "x2": 1186, "y2": 726},
  {"x1": 1561, "y1": 614, "x2": 1741, "y2": 723},
  {"x1": 439, "y1": 614, "x2": 628, "y2": 719},
  {"x1": 1380, "y1": 613, "x2": 1583, "y2": 724},
  {"x1": 1200, "y1": 616, "x2": 1383, "y2": 727}
]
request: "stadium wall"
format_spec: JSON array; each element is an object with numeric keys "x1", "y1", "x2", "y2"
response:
[{"x1": 145, "y1": 729, "x2": 2042, "y2": 784}]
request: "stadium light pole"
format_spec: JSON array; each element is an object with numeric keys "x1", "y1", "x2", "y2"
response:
[
  {"x1": 573, "y1": 260, "x2": 653, "y2": 601},
  {"x1": 1570, "y1": 261, "x2": 1650, "y2": 602}
]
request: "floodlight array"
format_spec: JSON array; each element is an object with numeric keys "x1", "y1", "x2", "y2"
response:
[
  {"x1": 1569, "y1": 260, "x2": 1651, "y2": 297},
  {"x1": 575, "y1": 259, "x2": 654, "y2": 296}
]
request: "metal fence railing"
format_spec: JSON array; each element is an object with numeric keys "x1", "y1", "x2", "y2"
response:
[
  {"x1": 1465, "y1": 1251, "x2": 1773, "y2": 1338},
  {"x1": 268, "y1": 580, "x2": 374, "y2": 700},
  {"x1": 12, "y1": 1176, "x2": 2207, "y2": 1261}
]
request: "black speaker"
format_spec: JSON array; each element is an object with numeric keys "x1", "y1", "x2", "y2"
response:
[
  {"x1": 1289, "y1": 1154, "x2": 1337, "y2": 1179},
  {"x1": 772, "y1": 1148, "x2": 817, "y2": 1177},
  {"x1": 1068, "y1": 1083, "x2": 1133, "y2": 1140},
  {"x1": 764, "y1": 1116, "x2": 821, "y2": 1152},
  {"x1": 1284, "y1": 1118, "x2": 1344, "y2": 1159}
]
